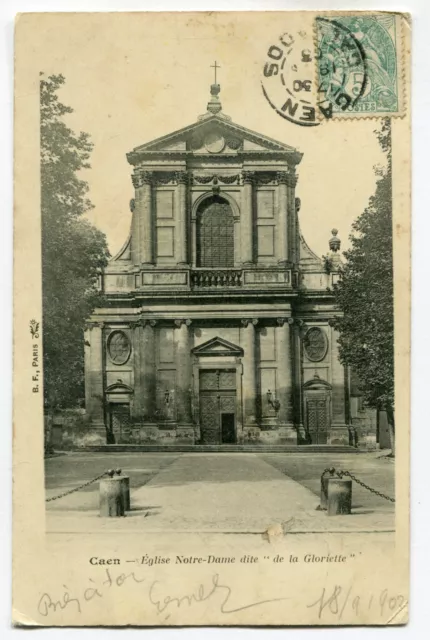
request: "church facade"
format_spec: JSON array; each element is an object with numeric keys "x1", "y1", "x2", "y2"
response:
[{"x1": 84, "y1": 83, "x2": 376, "y2": 449}]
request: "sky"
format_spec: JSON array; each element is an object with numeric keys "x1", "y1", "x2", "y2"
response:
[{"x1": 30, "y1": 12, "x2": 386, "y2": 258}]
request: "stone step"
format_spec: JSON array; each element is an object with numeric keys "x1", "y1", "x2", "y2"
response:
[{"x1": 79, "y1": 444, "x2": 359, "y2": 454}]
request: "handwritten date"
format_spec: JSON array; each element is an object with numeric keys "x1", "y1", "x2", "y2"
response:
[{"x1": 308, "y1": 585, "x2": 407, "y2": 621}]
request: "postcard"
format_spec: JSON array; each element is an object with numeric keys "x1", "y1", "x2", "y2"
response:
[{"x1": 13, "y1": 11, "x2": 410, "y2": 626}]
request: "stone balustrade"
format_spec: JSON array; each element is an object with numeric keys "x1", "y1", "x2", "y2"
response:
[{"x1": 191, "y1": 269, "x2": 242, "y2": 288}]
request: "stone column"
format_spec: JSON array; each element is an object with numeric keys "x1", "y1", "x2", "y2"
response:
[
  {"x1": 241, "y1": 319, "x2": 258, "y2": 426},
  {"x1": 141, "y1": 320, "x2": 157, "y2": 423},
  {"x1": 293, "y1": 319, "x2": 305, "y2": 441},
  {"x1": 132, "y1": 170, "x2": 154, "y2": 265},
  {"x1": 88, "y1": 322, "x2": 105, "y2": 433},
  {"x1": 191, "y1": 220, "x2": 197, "y2": 267},
  {"x1": 175, "y1": 171, "x2": 188, "y2": 265},
  {"x1": 286, "y1": 169, "x2": 299, "y2": 264},
  {"x1": 130, "y1": 197, "x2": 139, "y2": 265},
  {"x1": 329, "y1": 322, "x2": 350, "y2": 445},
  {"x1": 276, "y1": 318, "x2": 298, "y2": 444},
  {"x1": 175, "y1": 319, "x2": 194, "y2": 442},
  {"x1": 277, "y1": 172, "x2": 289, "y2": 265},
  {"x1": 241, "y1": 171, "x2": 254, "y2": 264},
  {"x1": 131, "y1": 321, "x2": 143, "y2": 421},
  {"x1": 233, "y1": 216, "x2": 241, "y2": 266},
  {"x1": 129, "y1": 198, "x2": 139, "y2": 265}
]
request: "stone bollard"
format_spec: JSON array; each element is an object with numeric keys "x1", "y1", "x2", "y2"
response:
[
  {"x1": 327, "y1": 477, "x2": 352, "y2": 516},
  {"x1": 99, "y1": 475, "x2": 129, "y2": 517},
  {"x1": 320, "y1": 468, "x2": 336, "y2": 510}
]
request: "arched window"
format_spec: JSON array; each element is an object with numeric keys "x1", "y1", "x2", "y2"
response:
[{"x1": 196, "y1": 196, "x2": 234, "y2": 267}]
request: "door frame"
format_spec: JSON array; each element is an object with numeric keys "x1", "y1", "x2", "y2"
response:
[
  {"x1": 193, "y1": 360, "x2": 243, "y2": 441},
  {"x1": 303, "y1": 375, "x2": 332, "y2": 444},
  {"x1": 105, "y1": 382, "x2": 133, "y2": 444},
  {"x1": 108, "y1": 402, "x2": 131, "y2": 444}
]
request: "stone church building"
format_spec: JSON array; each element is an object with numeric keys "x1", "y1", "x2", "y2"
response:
[{"x1": 84, "y1": 81, "x2": 376, "y2": 449}]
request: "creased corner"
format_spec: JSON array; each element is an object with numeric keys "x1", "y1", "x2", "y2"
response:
[
  {"x1": 12, "y1": 607, "x2": 43, "y2": 627},
  {"x1": 386, "y1": 601, "x2": 409, "y2": 625}
]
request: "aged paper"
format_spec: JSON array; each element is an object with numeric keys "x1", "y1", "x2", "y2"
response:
[{"x1": 13, "y1": 11, "x2": 410, "y2": 626}]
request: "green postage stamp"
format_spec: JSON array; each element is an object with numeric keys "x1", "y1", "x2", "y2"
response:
[{"x1": 316, "y1": 13, "x2": 406, "y2": 117}]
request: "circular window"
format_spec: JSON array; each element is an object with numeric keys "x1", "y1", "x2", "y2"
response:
[
  {"x1": 204, "y1": 132, "x2": 225, "y2": 154},
  {"x1": 108, "y1": 331, "x2": 131, "y2": 365},
  {"x1": 304, "y1": 327, "x2": 328, "y2": 362}
]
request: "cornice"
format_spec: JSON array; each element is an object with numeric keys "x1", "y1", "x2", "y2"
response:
[
  {"x1": 129, "y1": 150, "x2": 299, "y2": 162},
  {"x1": 130, "y1": 169, "x2": 297, "y2": 188},
  {"x1": 127, "y1": 115, "x2": 302, "y2": 165}
]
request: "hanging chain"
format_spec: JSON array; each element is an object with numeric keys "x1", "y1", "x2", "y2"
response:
[
  {"x1": 337, "y1": 469, "x2": 395, "y2": 503},
  {"x1": 46, "y1": 472, "x2": 108, "y2": 503},
  {"x1": 320, "y1": 467, "x2": 336, "y2": 492}
]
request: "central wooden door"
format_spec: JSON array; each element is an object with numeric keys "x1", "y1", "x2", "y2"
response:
[
  {"x1": 305, "y1": 393, "x2": 329, "y2": 444},
  {"x1": 199, "y1": 369, "x2": 236, "y2": 444}
]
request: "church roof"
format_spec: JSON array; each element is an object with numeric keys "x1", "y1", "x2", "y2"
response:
[{"x1": 127, "y1": 83, "x2": 302, "y2": 166}]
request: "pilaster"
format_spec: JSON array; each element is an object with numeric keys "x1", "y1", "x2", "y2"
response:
[
  {"x1": 241, "y1": 318, "x2": 258, "y2": 426},
  {"x1": 174, "y1": 319, "x2": 194, "y2": 440},
  {"x1": 286, "y1": 168, "x2": 299, "y2": 264},
  {"x1": 275, "y1": 318, "x2": 297, "y2": 444},
  {"x1": 241, "y1": 171, "x2": 255, "y2": 264},
  {"x1": 131, "y1": 321, "x2": 143, "y2": 421},
  {"x1": 175, "y1": 171, "x2": 189, "y2": 265},
  {"x1": 87, "y1": 322, "x2": 105, "y2": 431},
  {"x1": 132, "y1": 170, "x2": 154, "y2": 265},
  {"x1": 329, "y1": 321, "x2": 350, "y2": 446},
  {"x1": 293, "y1": 319, "x2": 306, "y2": 441},
  {"x1": 141, "y1": 319, "x2": 157, "y2": 423},
  {"x1": 276, "y1": 172, "x2": 289, "y2": 265}
]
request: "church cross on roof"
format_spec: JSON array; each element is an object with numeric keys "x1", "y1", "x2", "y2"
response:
[
  {"x1": 211, "y1": 60, "x2": 220, "y2": 84},
  {"x1": 205, "y1": 60, "x2": 223, "y2": 116}
]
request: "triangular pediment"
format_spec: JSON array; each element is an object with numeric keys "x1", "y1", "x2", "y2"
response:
[
  {"x1": 127, "y1": 115, "x2": 302, "y2": 165},
  {"x1": 106, "y1": 381, "x2": 133, "y2": 394},
  {"x1": 192, "y1": 336, "x2": 243, "y2": 358}
]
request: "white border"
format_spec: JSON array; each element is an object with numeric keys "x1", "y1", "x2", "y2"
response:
[{"x1": 2, "y1": 1, "x2": 429, "y2": 637}]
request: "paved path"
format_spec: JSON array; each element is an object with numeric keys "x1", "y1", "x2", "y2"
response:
[
  {"x1": 46, "y1": 453, "x2": 394, "y2": 534},
  {"x1": 130, "y1": 453, "x2": 318, "y2": 532}
]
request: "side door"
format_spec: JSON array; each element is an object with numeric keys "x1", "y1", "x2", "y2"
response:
[{"x1": 306, "y1": 393, "x2": 328, "y2": 444}]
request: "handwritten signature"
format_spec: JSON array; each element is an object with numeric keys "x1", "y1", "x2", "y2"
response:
[
  {"x1": 37, "y1": 569, "x2": 145, "y2": 617},
  {"x1": 37, "y1": 572, "x2": 407, "y2": 623},
  {"x1": 149, "y1": 573, "x2": 289, "y2": 619},
  {"x1": 38, "y1": 569, "x2": 289, "y2": 620}
]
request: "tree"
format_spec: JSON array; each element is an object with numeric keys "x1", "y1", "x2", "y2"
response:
[
  {"x1": 332, "y1": 118, "x2": 395, "y2": 453},
  {"x1": 41, "y1": 74, "x2": 110, "y2": 412}
]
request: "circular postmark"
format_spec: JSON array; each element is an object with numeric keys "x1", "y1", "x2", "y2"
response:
[
  {"x1": 261, "y1": 21, "x2": 367, "y2": 125},
  {"x1": 261, "y1": 31, "x2": 320, "y2": 127}
]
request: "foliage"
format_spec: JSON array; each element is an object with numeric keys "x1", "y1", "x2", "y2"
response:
[
  {"x1": 41, "y1": 74, "x2": 110, "y2": 409},
  {"x1": 332, "y1": 118, "x2": 394, "y2": 428}
]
